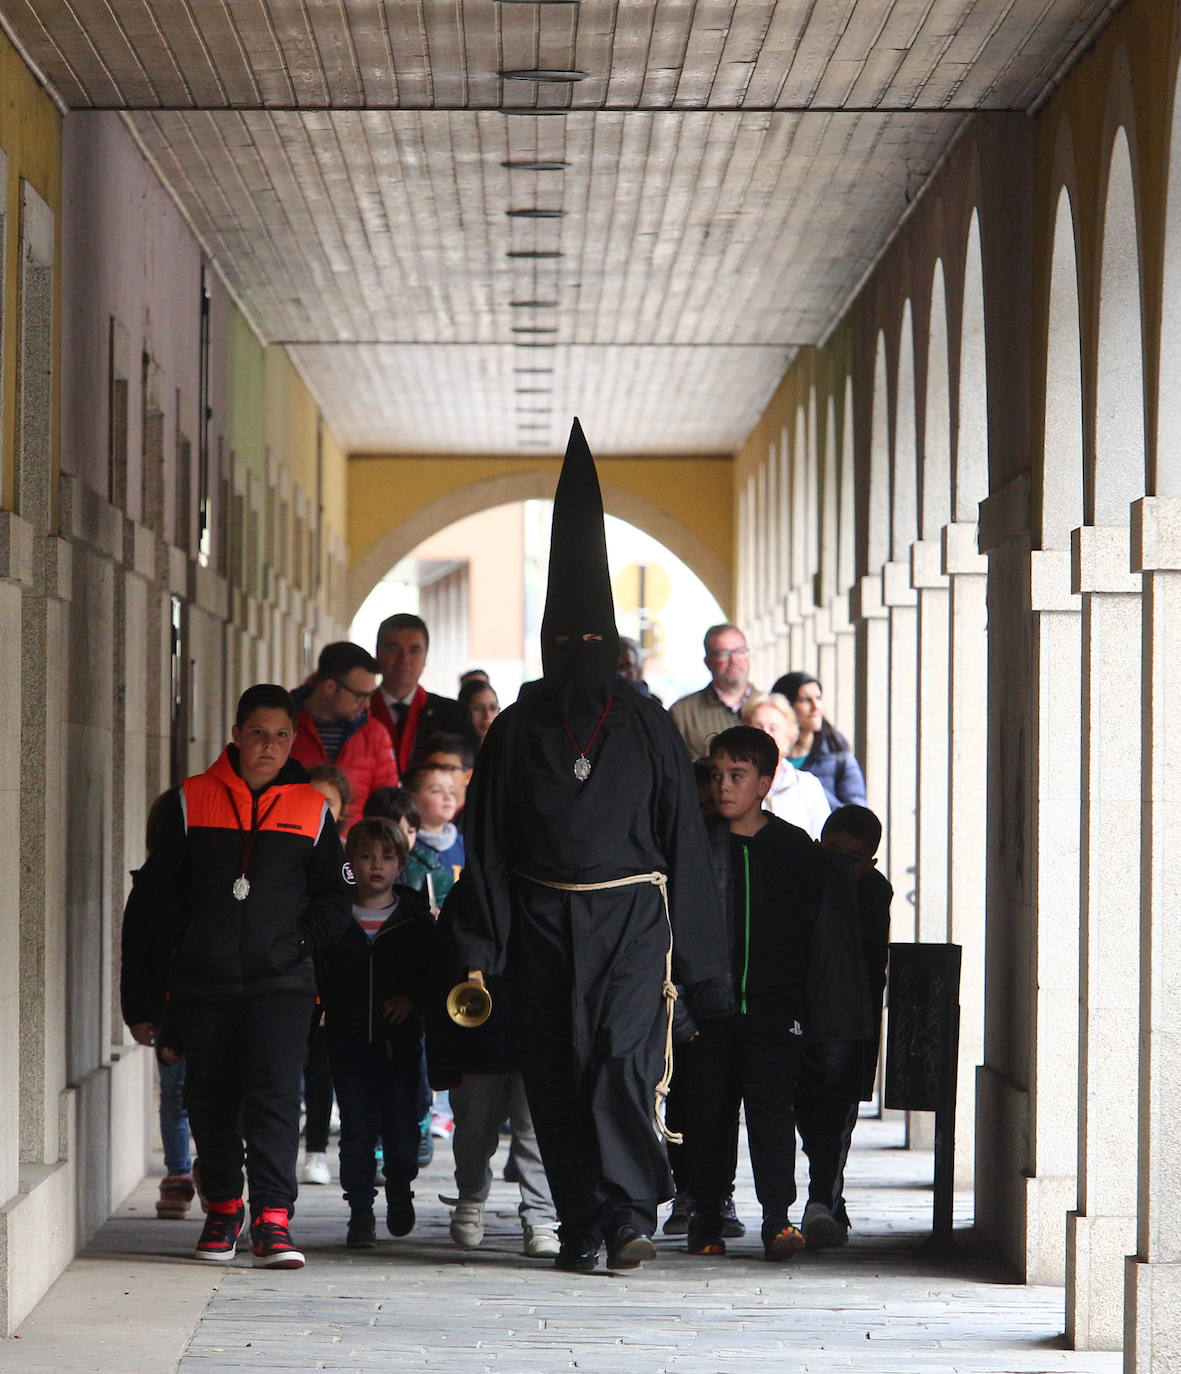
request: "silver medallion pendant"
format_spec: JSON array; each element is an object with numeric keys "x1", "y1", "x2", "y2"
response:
[
  {"x1": 232, "y1": 876, "x2": 251, "y2": 901},
  {"x1": 573, "y1": 755, "x2": 591, "y2": 782}
]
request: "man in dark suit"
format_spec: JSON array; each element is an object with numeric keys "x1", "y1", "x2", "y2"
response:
[{"x1": 370, "y1": 613, "x2": 478, "y2": 775}]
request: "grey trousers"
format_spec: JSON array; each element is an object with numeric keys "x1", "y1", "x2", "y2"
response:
[{"x1": 449, "y1": 1072, "x2": 556, "y2": 1228}]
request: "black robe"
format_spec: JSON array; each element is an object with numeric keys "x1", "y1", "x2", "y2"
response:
[{"x1": 452, "y1": 678, "x2": 731, "y2": 1240}]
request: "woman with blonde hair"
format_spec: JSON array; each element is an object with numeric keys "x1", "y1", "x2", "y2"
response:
[{"x1": 740, "y1": 692, "x2": 832, "y2": 838}]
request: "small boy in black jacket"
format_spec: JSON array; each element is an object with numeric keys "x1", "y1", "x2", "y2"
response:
[
  {"x1": 317, "y1": 816, "x2": 434, "y2": 1248},
  {"x1": 795, "y1": 804, "x2": 892, "y2": 1248},
  {"x1": 678, "y1": 726, "x2": 868, "y2": 1260}
]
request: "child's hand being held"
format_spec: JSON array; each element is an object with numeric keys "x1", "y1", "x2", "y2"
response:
[{"x1": 382, "y1": 994, "x2": 412, "y2": 1024}]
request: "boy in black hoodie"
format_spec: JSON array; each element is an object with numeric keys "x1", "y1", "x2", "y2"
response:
[
  {"x1": 678, "y1": 726, "x2": 869, "y2": 1260},
  {"x1": 317, "y1": 816, "x2": 434, "y2": 1247}
]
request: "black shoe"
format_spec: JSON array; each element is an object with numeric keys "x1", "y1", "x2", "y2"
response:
[
  {"x1": 720, "y1": 1193, "x2": 746, "y2": 1238},
  {"x1": 662, "y1": 1191, "x2": 694, "y2": 1236},
  {"x1": 606, "y1": 1226, "x2": 656, "y2": 1270},
  {"x1": 686, "y1": 1216, "x2": 725, "y2": 1256},
  {"x1": 555, "y1": 1242, "x2": 599, "y2": 1273},
  {"x1": 347, "y1": 1208, "x2": 377, "y2": 1249},
  {"x1": 386, "y1": 1182, "x2": 415, "y2": 1237}
]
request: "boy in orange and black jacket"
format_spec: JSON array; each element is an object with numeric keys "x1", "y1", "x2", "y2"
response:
[{"x1": 133, "y1": 684, "x2": 353, "y2": 1270}]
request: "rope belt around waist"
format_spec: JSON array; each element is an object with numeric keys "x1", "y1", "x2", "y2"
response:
[{"x1": 517, "y1": 870, "x2": 681, "y2": 1145}]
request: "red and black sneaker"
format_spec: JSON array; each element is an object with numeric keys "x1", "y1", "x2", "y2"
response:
[
  {"x1": 686, "y1": 1212, "x2": 725, "y2": 1256},
  {"x1": 251, "y1": 1208, "x2": 306, "y2": 1269},
  {"x1": 194, "y1": 1199, "x2": 245, "y2": 1262},
  {"x1": 762, "y1": 1219, "x2": 806, "y2": 1261}
]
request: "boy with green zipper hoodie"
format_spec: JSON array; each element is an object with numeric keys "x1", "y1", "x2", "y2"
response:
[{"x1": 676, "y1": 725, "x2": 868, "y2": 1261}]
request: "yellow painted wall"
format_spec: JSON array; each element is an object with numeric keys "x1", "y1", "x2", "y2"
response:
[
  {"x1": 264, "y1": 346, "x2": 346, "y2": 533},
  {"x1": 347, "y1": 453, "x2": 734, "y2": 616},
  {"x1": 0, "y1": 26, "x2": 62, "y2": 512}
]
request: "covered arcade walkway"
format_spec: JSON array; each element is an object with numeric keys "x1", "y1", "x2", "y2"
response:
[{"x1": 4, "y1": 0, "x2": 1181, "y2": 1367}]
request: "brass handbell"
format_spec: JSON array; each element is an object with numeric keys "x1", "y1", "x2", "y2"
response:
[{"x1": 446, "y1": 979, "x2": 492, "y2": 1028}]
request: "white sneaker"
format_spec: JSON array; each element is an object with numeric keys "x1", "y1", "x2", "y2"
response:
[
  {"x1": 801, "y1": 1200, "x2": 847, "y2": 1249},
  {"x1": 450, "y1": 1199, "x2": 485, "y2": 1248},
  {"x1": 300, "y1": 1151, "x2": 331, "y2": 1185},
  {"x1": 523, "y1": 1223, "x2": 560, "y2": 1258}
]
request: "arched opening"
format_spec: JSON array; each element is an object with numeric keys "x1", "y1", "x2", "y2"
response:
[
  {"x1": 857, "y1": 332, "x2": 892, "y2": 861},
  {"x1": 350, "y1": 500, "x2": 724, "y2": 706},
  {"x1": 893, "y1": 303, "x2": 918, "y2": 559},
  {"x1": 1042, "y1": 187, "x2": 1085, "y2": 546},
  {"x1": 1093, "y1": 129, "x2": 1145, "y2": 520},
  {"x1": 347, "y1": 468, "x2": 732, "y2": 623},
  {"x1": 923, "y1": 260, "x2": 952, "y2": 537},
  {"x1": 958, "y1": 211, "x2": 989, "y2": 518},
  {"x1": 867, "y1": 332, "x2": 891, "y2": 572}
]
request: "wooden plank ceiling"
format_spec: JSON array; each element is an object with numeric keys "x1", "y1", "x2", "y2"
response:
[{"x1": 7, "y1": 0, "x2": 1110, "y2": 455}]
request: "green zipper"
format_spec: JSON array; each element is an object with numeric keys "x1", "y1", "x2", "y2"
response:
[{"x1": 740, "y1": 843, "x2": 752, "y2": 1014}]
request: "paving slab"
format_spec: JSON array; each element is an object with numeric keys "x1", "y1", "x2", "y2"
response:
[{"x1": 4, "y1": 1119, "x2": 1121, "y2": 1373}]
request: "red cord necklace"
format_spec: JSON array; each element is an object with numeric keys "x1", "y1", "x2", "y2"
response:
[{"x1": 561, "y1": 698, "x2": 612, "y2": 781}]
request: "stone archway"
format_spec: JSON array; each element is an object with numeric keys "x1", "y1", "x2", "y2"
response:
[{"x1": 346, "y1": 467, "x2": 732, "y2": 622}]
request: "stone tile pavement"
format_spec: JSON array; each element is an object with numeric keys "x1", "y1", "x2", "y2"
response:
[{"x1": 6, "y1": 1118, "x2": 1121, "y2": 1374}]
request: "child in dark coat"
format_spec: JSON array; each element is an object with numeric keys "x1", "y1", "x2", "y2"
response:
[{"x1": 316, "y1": 816, "x2": 434, "y2": 1247}]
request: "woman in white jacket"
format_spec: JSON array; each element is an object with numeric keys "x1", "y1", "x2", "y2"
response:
[{"x1": 740, "y1": 693, "x2": 832, "y2": 838}]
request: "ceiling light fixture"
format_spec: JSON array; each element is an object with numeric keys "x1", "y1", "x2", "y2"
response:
[
  {"x1": 501, "y1": 160, "x2": 570, "y2": 171},
  {"x1": 511, "y1": 326, "x2": 558, "y2": 335},
  {"x1": 506, "y1": 208, "x2": 566, "y2": 219},
  {"x1": 513, "y1": 366, "x2": 555, "y2": 374},
  {"x1": 502, "y1": 69, "x2": 586, "y2": 82},
  {"x1": 502, "y1": 107, "x2": 570, "y2": 117},
  {"x1": 510, "y1": 300, "x2": 560, "y2": 308},
  {"x1": 506, "y1": 250, "x2": 564, "y2": 259}
]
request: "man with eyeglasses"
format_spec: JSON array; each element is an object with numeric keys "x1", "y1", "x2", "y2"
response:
[
  {"x1": 668, "y1": 623, "x2": 758, "y2": 759},
  {"x1": 290, "y1": 641, "x2": 400, "y2": 830}
]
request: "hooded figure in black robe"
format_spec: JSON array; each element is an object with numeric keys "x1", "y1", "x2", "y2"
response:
[{"x1": 453, "y1": 419, "x2": 732, "y2": 1272}]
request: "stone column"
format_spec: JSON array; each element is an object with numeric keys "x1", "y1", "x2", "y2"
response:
[
  {"x1": 883, "y1": 560, "x2": 918, "y2": 946},
  {"x1": 910, "y1": 540, "x2": 950, "y2": 945},
  {"x1": 1022, "y1": 549, "x2": 1082, "y2": 1284},
  {"x1": 1066, "y1": 524, "x2": 1142, "y2": 1351},
  {"x1": 1124, "y1": 496, "x2": 1181, "y2": 1371},
  {"x1": 944, "y1": 522, "x2": 989, "y2": 1188}
]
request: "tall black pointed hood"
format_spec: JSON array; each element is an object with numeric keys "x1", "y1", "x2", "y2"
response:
[{"x1": 540, "y1": 419, "x2": 620, "y2": 704}]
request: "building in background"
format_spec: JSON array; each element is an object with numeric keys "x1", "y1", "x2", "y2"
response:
[{"x1": 351, "y1": 501, "x2": 722, "y2": 704}]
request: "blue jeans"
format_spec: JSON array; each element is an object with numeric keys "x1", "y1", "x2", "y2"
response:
[
  {"x1": 328, "y1": 1036, "x2": 425, "y2": 1208},
  {"x1": 158, "y1": 1054, "x2": 192, "y2": 1177}
]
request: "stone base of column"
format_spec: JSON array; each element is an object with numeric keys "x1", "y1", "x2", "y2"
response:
[
  {"x1": 1023, "y1": 1172, "x2": 1076, "y2": 1285},
  {"x1": 1125, "y1": 1256, "x2": 1181, "y2": 1371},
  {"x1": 1066, "y1": 1210, "x2": 1136, "y2": 1349}
]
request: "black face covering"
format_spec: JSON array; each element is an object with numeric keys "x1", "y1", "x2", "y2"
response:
[{"x1": 540, "y1": 420, "x2": 620, "y2": 723}]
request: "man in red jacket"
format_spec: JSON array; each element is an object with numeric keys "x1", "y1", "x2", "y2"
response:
[{"x1": 290, "y1": 642, "x2": 400, "y2": 827}]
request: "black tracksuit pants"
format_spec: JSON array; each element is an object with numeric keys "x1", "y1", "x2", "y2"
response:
[
  {"x1": 178, "y1": 991, "x2": 314, "y2": 1217},
  {"x1": 681, "y1": 1013, "x2": 804, "y2": 1226},
  {"x1": 795, "y1": 1038, "x2": 863, "y2": 1217}
]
